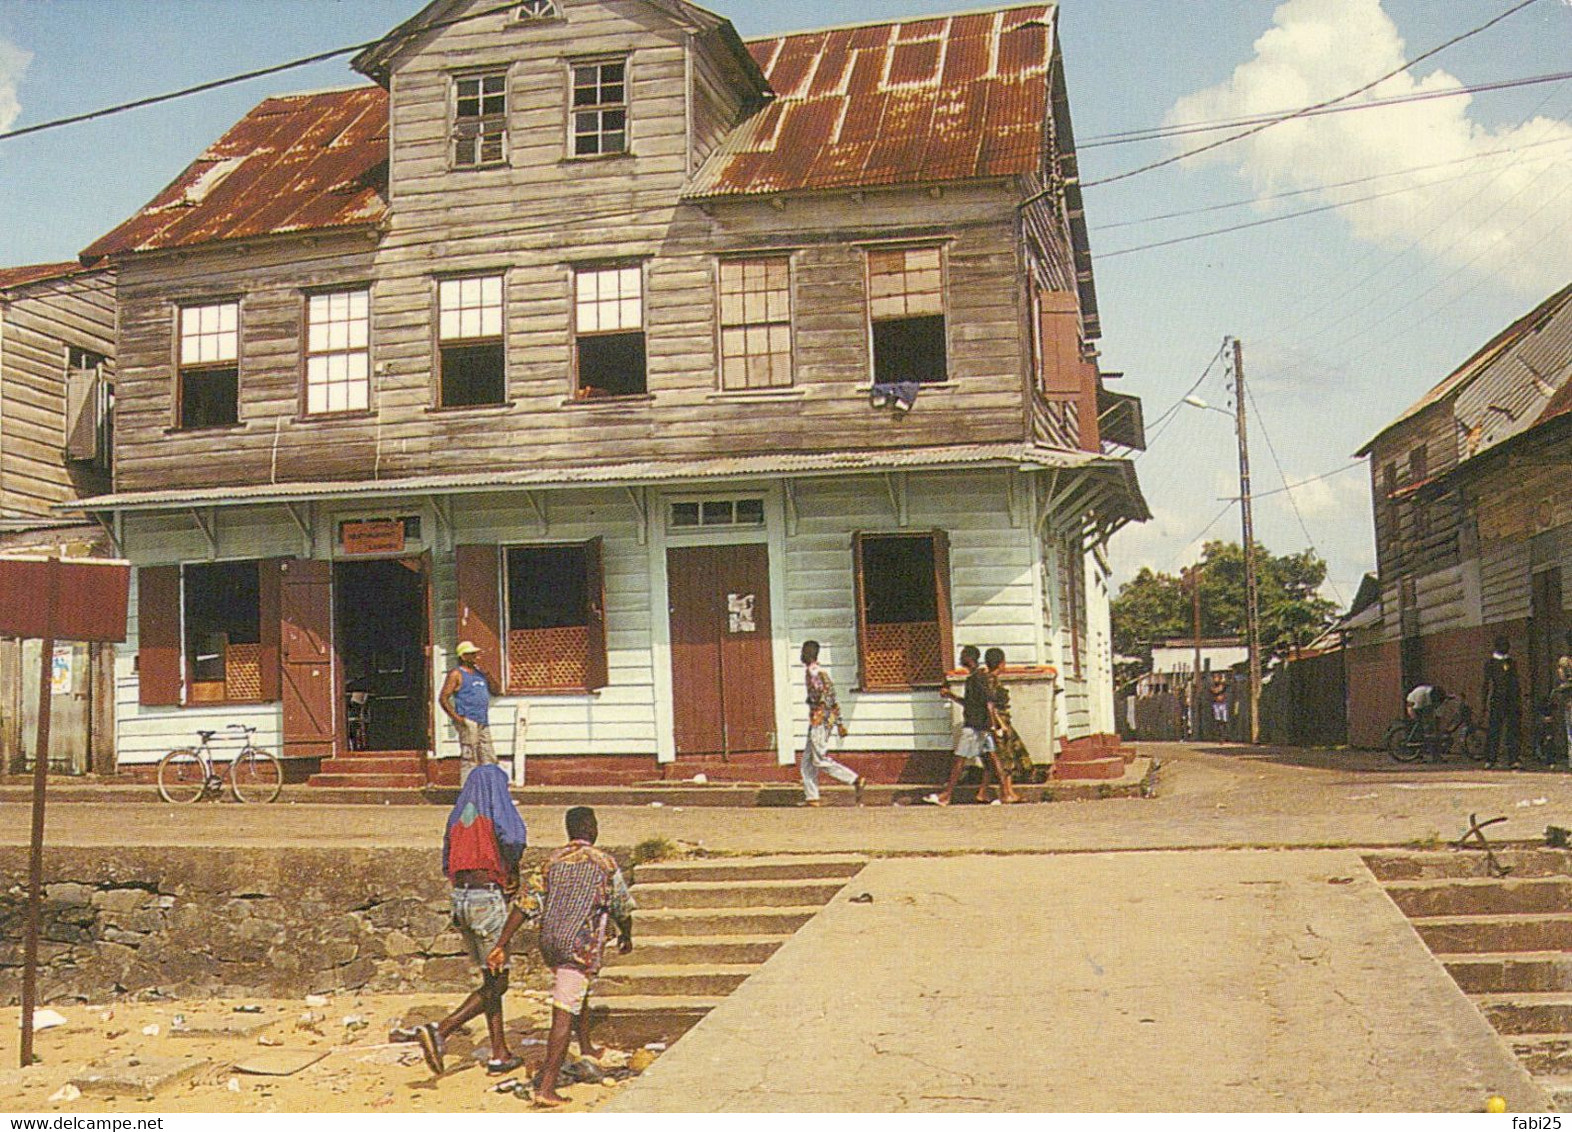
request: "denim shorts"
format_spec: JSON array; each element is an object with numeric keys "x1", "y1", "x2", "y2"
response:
[{"x1": 450, "y1": 886, "x2": 508, "y2": 966}]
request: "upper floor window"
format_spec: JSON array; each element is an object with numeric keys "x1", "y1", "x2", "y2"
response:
[
  {"x1": 571, "y1": 59, "x2": 627, "y2": 157},
  {"x1": 718, "y1": 257, "x2": 793, "y2": 391},
  {"x1": 516, "y1": 0, "x2": 559, "y2": 16},
  {"x1": 439, "y1": 275, "x2": 506, "y2": 407},
  {"x1": 453, "y1": 72, "x2": 507, "y2": 169},
  {"x1": 305, "y1": 289, "x2": 370, "y2": 415},
  {"x1": 177, "y1": 301, "x2": 239, "y2": 429},
  {"x1": 65, "y1": 347, "x2": 111, "y2": 470},
  {"x1": 866, "y1": 246, "x2": 948, "y2": 385},
  {"x1": 574, "y1": 265, "x2": 646, "y2": 399}
]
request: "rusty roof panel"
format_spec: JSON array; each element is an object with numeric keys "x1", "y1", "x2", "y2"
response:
[
  {"x1": 689, "y1": 4, "x2": 1057, "y2": 200},
  {"x1": 0, "y1": 262, "x2": 90, "y2": 293},
  {"x1": 81, "y1": 87, "x2": 388, "y2": 260}
]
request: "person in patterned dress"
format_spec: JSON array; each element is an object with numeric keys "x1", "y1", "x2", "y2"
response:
[
  {"x1": 488, "y1": 806, "x2": 633, "y2": 1107},
  {"x1": 798, "y1": 640, "x2": 866, "y2": 806},
  {"x1": 984, "y1": 647, "x2": 1034, "y2": 785}
]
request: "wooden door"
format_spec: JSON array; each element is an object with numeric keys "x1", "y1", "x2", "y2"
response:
[
  {"x1": 281, "y1": 558, "x2": 335, "y2": 759},
  {"x1": 1531, "y1": 568, "x2": 1565, "y2": 705},
  {"x1": 667, "y1": 545, "x2": 776, "y2": 758}
]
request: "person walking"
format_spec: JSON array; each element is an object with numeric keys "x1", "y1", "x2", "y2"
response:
[
  {"x1": 1556, "y1": 631, "x2": 1572, "y2": 766},
  {"x1": 926, "y1": 646, "x2": 1017, "y2": 805},
  {"x1": 440, "y1": 640, "x2": 501, "y2": 785},
  {"x1": 488, "y1": 806, "x2": 633, "y2": 1108},
  {"x1": 798, "y1": 640, "x2": 866, "y2": 807},
  {"x1": 408, "y1": 762, "x2": 528, "y2": 1078},
  {"x1": 983, "y1": 647, "x2": 1029, "y2": 794},
  {"x1": 1482, "y1": 636, "x2": 1523, "y2": 769}
]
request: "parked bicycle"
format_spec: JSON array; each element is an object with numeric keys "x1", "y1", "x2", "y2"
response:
[
  {"x1": 1384, "y1": 698, "x2": 1486, "y2": 764},
  {"x1": 157, "y1": 724, "x2": 282, "y2": 804}
]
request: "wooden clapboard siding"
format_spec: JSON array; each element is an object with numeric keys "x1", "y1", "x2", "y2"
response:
[
  {"x1": 1368, "y1": 401, "x2": 1465, "y2": 585},
  {"x1": 0, "y1": 271, "x2": 114, "y2": 515},
  {"x1": 1481, "y1": 539, "x2": 1533, "y2": 626}
]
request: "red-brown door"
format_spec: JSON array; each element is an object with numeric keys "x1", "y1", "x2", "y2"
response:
[
  {"x1": 668, "y1": 544, "x2": 776, "y2": 758},
  {"x1": 280, "y1": 558, "x2": 335, "y2": 759}
]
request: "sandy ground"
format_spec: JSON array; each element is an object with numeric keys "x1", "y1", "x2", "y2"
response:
[{"x1": 0, "y1": 991, "x2": 662, "y2": 1114}]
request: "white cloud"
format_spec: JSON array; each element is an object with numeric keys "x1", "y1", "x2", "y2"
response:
[
  {"x1": 0, "y1": 38, "x2": 30, "y2": 135},
  {"x1": 1165, "y1": 0, "x2": 1572, "y2": 295}
]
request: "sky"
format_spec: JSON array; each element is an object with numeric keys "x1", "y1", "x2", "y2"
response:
[{"x1": 2, "y1": 0, "x2": 1570, "y2": 606}]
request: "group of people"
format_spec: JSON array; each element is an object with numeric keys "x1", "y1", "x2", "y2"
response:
[{"x1": 1405, "y1": 632, "x2": 1572, "y2": 768}]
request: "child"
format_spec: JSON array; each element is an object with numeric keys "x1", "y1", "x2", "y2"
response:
[
  {"x1": 798, "y1": 640, "x2": 866, "y2": 807},
  {"x1": 488, "y1": 806, "x2": 633, "y2": 1107},
  {"x1": 926, "y1": 646, "x2": 1018, "y2": 805},
  {"x1": 984, "y1": 647, "x2": 1031, "y2": 792}
]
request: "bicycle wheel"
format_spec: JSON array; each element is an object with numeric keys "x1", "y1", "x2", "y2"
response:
[
  {"x1": 157, "y1": 749, "x2": 208, "y2": 803},
  {"x1": 1461, "y1": 726, "x2": 1488, "y2": 762},
  {"x1": 229, "y1": 747, "x2": 283, "y2": 804},
  {"x1": 1386, "y1": 723, "x2": 1423, "y2": 763}
]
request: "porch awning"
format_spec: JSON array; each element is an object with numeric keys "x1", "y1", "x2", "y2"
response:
[{"x1": 58, "y1": 442, "x2": 1147, "y2": 526}]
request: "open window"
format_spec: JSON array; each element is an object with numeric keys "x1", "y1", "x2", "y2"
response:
[
  {"x1": 305, "y1": 289, "x2": 370, "y2": 415},
  {"x1": 439, "y1": 276, "x2": 506, "y2": 407},
  {"x1": 177, "y1": 301, "x2": 239, "y2": 429},
  {"x1": 853, "y1": 532, "x2": 953, "y2": 690},
  {"x1": 453, "y1": 72, "x2": 507, "y2": 169},
  {"x1": 504, "y1": 540, "x2": 607, "y2": 693},
  {"x1": 867, "y1": 246, "x2": 947, "y2": 385},
  {"x1": 574, "y1": 265, "x2": 646, "y2": 398},
  {"x1": 183, "y1": 560, "x2": 279, "y2": 704},
  {"x1": 65, "y1": 347, "x2": 111, "y2": 471},
  {"x1": 718, "y1": 257, "x2": 793, "y2": 390},
  {"x1": 571, "y1": 58, "x2": 627, "y2": 157}
]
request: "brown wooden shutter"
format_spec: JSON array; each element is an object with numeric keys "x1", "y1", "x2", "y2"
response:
[
  {"x1": 1039, "y1": 290, "x2": 1082, "y2": 397},
  {"x1": 257, "y1": 558, "x2": 285, "y2": 702},
  {"x1": 931, "y1": 530, "x2": 954, "y2": 685},
  {"x1": 583, "y1": 537, "x2": 609, "y2": 691},
  {"x1": 137, "y1": 565, "x2": 182, "y2": 707},
  {"x1": 851, "y1": 533, "x2": 870, "y2": 691},
  {"x1": 456, "y1": 545, "x2": 501, "y2": 663}
]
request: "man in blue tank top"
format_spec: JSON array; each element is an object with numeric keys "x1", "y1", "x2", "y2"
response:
[{"x1": 440, "y1": 640, "x2": 501, "y2": 785}]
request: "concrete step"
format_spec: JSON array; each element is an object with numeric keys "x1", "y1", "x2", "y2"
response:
[
  {"x1": 1386, "y1": 877, "x2": 1572, "y2": 918},
  {"x1": 633, "y1": 878, "x2": 848, "y2": 910},
  {"x1": 603, "y1": 934, "x2": 791, "y2": 968},
  {"x1": 1414, "y1": 914, "x2": 1572, "y2": 955},
  {"x1": 1474, "y1": 994, "x2": 1572, "y2": 1035},
  {"x1": 306, "y1": 772, "x2": 427, "y2": 789},
  {"x1": 315, "y1": 756, "x2": 425, "y2": 775},
  {"x1": 634, "y1": 906, "x2": 822, "y2": 937},
  {"x1": 582, "y1": 996, "x2": 720, "y2": 1049},
  {"x1": 1538, "y1": 1075, "x2": 1572, "y2": 1113},
  {"x1": 1366, "y1": 849, "x2": 1572, "y2": 882},
  {"x1": 597, "y1": 963, "x2": 758, "y2": 997},
  {"x1": 633, "y1": 855, "x2": 867, "y2": 885},
  {"x1": 1442, "y1": 952, "x2": 1572, "y2": 994},
  {"x1": 1508, "y1": 1035, "x2": 1572, "y2": 1075},
  {"x1": 1050, "y1": 756, "x2": 1125, "y2": 781}
]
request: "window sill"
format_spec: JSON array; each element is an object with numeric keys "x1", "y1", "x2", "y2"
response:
[
  {"x1": 165, "y1": 423, "x2": 246, "y2": 436},
  {"x1": 856, "y1": 683, "x2": 946, "y2": 694},
  {"x1": 182, "y1": 698, "x2": 275, "y2": 708},
  {"x1": 503, "y1": 688, "x2": 603, "y2": 698},
  {"x1": 425, "y1": 402, "x2": 516, "y2": 416},
  {"x1": 859, "y1": 382, "x2": 956, "y2": 392},
  {"x1": 294, "y1": 410, "x2": 376, "y2": 425},
  {"x1": 451, "y1": 161, "x2": 509, "y2": 173},
  {"x1": 707, "y1": 388, "x2": 805, "y2": 403},
  {"x1": 561, "y1": 393, "x2": 655, "y2": 409},
  {"x1": 561, "y1": 151, "x2": 634, "y2": 165}
]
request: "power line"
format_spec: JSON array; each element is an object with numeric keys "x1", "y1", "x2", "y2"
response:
[
  {"x1": 1251, "y1": 462, "x2": 1366, "y2": 501},
  {"x1": 1082, "y1": 0, "x2": 1548, "y2": 190},
  {"x1": 1137, "y1": 343, "x2": 1229, "y2": 458},
  {"x1": 1161, "y1": 501, "x2": 1239, "y2": 574}
]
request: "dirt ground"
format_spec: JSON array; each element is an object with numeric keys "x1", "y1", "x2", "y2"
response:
[{"x1": 0, "y1": 991, "x2": 662, "y2": 1113}]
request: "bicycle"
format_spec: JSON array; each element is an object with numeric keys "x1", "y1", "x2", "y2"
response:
[
  {"x1": 1384, "y1": 702, "x2": 1486, "y2": 764},
  {"x1": 157, "y1": 724, "x2": 283, "y2": 804}
]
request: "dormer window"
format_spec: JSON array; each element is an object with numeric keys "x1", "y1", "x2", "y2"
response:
[
  {"x1": 516, "y1": 0, "x2": 559, "y2": 17},
  {"x1": 571, "y1": 59, "x2": 628, "y2": 157},
  {"x1": 453, "y1": 72, "x2": 507, "y2": 169}
]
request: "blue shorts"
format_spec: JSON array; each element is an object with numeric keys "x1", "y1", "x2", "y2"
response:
[{"x1": 450, "y1": 886, "x2": 508, "y2": 966}]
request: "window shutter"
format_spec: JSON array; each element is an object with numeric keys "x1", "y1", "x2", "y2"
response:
[
  {"x1": 137, "y1": 565, "x2": 182, "y2": 707},
  {"x1": 932, "y1": 530, "x2": 954, "y2": 682},
  {"x1": 852, "y1": 533, "x2": 870, "y2": 690},
  {"x1": 65, "y1": 363, "x2": 100, "y2": 461},
  {"x1": 455, "y1": 545, "x2": 501, "y2": 663},
  {"x1": 584, "y1": 537, "x2": 609, "y2": 691},
  {"x1": 1039, "y1": 290, "x2": 1082, "y2": 397},
  {"x1": 258, "y1": 558, "x2": 285, "y2": 702}
]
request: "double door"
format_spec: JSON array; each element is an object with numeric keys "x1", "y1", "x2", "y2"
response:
[{"x1": 668, "y1": 544, "x2": 777, "y2": 758}]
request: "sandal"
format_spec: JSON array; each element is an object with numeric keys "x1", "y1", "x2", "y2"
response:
[
  {"x1": 920, "y1": 793, "x2": 948, "y2": 807},
  {"x1": 487, "y1": 1055, "x2": 525, "y2": 1076},
  {"x1": 388, "y1": 1026, "x2": 420, "y2": 1044},
  {"x1": 416, "y1": 1022, "x2": 445, "y2": 1076},
  {"x1": 853, "y1": 776, "x2": 867, "y2": 806}
]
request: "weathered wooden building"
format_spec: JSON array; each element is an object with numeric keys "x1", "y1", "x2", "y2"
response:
[
  {"x1": 0, "y1": 262, "x2": 117, "y2": 773},
  {"x1": 68, "y1": 0, "x2": 1147, "y2": 787},
  {"x1": 1350, "y1": 282, "x2": 1572, "y2": 748}
]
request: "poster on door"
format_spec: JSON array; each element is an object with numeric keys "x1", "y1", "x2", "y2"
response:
[
  {"x1": 727, "y1": 593, "x2": 756, "y2": 634},
  {"x1": 51, "y1": 646, "x2": 73, "y2": 696}
]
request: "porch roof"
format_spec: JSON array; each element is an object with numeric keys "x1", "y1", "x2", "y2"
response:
[{"x1": 59, "y1": 442, "x2": 1147, "y2": 527}]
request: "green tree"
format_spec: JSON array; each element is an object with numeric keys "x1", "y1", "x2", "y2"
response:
[{"x1": 1111, "y1": 540, "x2": 1338, "y2": 664}]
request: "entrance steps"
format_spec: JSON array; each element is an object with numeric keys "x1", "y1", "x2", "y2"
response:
[
  {"x1": 1369, "y1": 849, "x2": 1572, "y2": 1111},
  {"x1": 591, "y1": 854, "x2": 866, "y2": 1043},
  {"x1": 306, "y1": 750, "x2": 427, "y2": 790}
]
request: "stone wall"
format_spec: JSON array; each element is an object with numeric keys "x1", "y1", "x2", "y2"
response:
[{"x1": 0, "y1": 846, "x2": 595, "y2": 1004}]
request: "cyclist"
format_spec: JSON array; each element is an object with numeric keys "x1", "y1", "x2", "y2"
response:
[{"x1": 1405, "y1": 682, "x2": 1448, "y2": 761}]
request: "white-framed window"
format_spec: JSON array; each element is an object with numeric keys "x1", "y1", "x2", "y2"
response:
[
  {"x1": 305, "y1": 289, "x2": 370, "y2": 415},
  {"x1": 867, "y1": 245, "x2": 948, "y2": 385},
  {"x1": 438, "y1": 275, "x2": 506, "y2": 407},
  {"x1": 453, "y1": 72, "x2": 507, "y2": 169},
  {"x1": 571, "y1": 59, "x2": 628, "y2": 157},
  {"x1": 504, "y1": 540, "x2": 608, "y2": 694},
  {"x1": 574, "y1": 264, "x2": 646, "y2": 398},
  {"x1": 668, "y1": 498, "x2": 765, "y2": 529},
  {"x1": 718, "y1": 257, "x2": 793, "y2": 391},
  {"x1": 177, "y1": 300, "x2": 240, "y2": 428}
]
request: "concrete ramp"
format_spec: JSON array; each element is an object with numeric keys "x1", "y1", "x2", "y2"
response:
[{"x1": 607, "y1": 851, "x2": 1548, "y2": 1112}]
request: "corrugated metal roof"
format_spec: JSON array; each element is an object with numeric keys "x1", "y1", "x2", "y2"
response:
[
  {"x1": 80, "y1": 87, "x2": 388, "y2": 260},
  {"x1": 58, "y1": 441, "x2": 1142, "y2": 517},
  {"x1": 0, "y1": 262, "x2": 93, "y2": 294},
  {"x1": 687, "y1": 5, "x2": 1058, "y2": 198}
]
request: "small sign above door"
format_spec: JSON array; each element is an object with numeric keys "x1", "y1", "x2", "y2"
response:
[
  {"x1": 340, "y1": 519, "x2": 408, "y2": 556},
  {"x1": 728, "y1": 592, "x2": 756, "y2": 633}
]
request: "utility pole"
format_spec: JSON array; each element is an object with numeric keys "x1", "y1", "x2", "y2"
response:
[
  {"x1": 1232, "y1": 338, "x2": 1263, "y2": 744},
  {"x1": 1189, "y1": 563, "x2": 1203, "y2": 742}
]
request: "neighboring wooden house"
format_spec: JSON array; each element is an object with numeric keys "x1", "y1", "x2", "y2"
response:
[
  {"x1": 1350, "y1": 282, "x2": 1572, "y2": 748},
  {"x1": 0, "y1": 262, "x2": 117, "y2": 774},
  {"x1": 69, "y1": 0, "x2": 1147, "y2": 788}
]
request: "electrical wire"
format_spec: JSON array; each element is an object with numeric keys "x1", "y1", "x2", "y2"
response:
[
  {"x1": 1251, "y1": 462, "x2": 1366, "y2": 501},
  {"x1": 1160, "y1": 500, "x2": 1239, "y2": 574},
  {"x1": 1136, "y1": 343, "x2": 1229, "y2": 458},
  {"x1": 1082, "y1": 0, "x2": 1548, "y2": 190}
]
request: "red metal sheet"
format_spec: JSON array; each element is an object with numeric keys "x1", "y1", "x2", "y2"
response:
[
  {"x1": 0, "y1": 263, "x2": 86, "y2": 292},
  {"x1": 0, "y1": 558, "x2": 129, "y2": 642}
]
